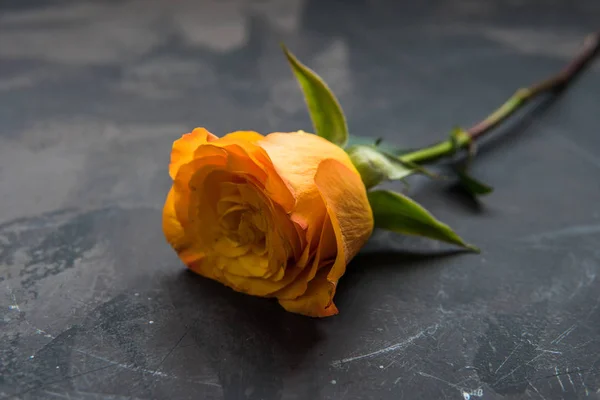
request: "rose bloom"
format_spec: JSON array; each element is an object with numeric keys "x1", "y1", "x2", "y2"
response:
[{"x1": 162, "y1": 128, "x2": 373, "y2": 317}]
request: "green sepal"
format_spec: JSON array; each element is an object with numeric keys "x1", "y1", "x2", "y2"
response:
[
  {"x1": 346, "y1": 145, "x2": 437, "y2": 189},
  {"x1": 346, "y1": 135, "x2": 414, "y2": 156}
]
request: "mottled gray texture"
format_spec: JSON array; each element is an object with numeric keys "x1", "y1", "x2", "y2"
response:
[{"x1": 1, "y1": 0, "x2": 599, "y2": 399}]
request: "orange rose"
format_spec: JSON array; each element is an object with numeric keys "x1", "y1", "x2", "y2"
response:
[{"x1": 162, "y1": 128, "x2": 373, "y2": 317}]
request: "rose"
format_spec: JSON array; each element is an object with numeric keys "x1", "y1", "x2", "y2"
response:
[{"x1": 162, "y1": 128, "x2": 373, "y2": 317}]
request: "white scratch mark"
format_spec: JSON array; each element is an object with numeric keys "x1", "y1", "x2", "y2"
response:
[
  {"x1": 526, "y1": 353, "x2": 546, "y2": 366},
  {"x1": 528, "y1": 381, "x2": 547, "y2": 400},
  {"x1": 34, "y1": 327, "x2": 55, "y2": 339},
  {"x1": 551, "y1": 324, "x2": 577, "y2": 344},
  {"x1": 6, "y1": 284, "x2": 21, "y2": 311},
  {"x1": 73, "y1": 349, "x2": 169, "y2": 377},
  {"x1": 330, "y1": 324, "x2": 438, "y2": 367},
  {"x1": 535, "y1": 348, "x2": 562, "y2": 355},
  {"x1": 577, "y1": 371, "x2": 590, "y2": 396},
  {"x1": 566, "y1": 368, "x2": 576, "y2": 391},
  {"x1": 417, "y1": 371, "x2": 462, "y2": 390},
  {"x1": 71, "y1": 348, "x2": 219, "y2": 387},
  {"x1": 494, "y1": 363, "x2": 525, "y2": 386},
  {"x1": 555, "y1": 367, "x2": 566, "y2": 392},
  {"x1": 495, "y1": 343, "x2": 522, "y2": 373}
]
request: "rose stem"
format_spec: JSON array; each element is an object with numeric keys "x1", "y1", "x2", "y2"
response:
[{"x1": 399, "y1": 30, "x2": 600, "y2": 165}]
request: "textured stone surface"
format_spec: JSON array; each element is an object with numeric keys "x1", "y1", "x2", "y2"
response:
[{"x1": 1, "y1": 0, "x2": 599, "y2": 399}]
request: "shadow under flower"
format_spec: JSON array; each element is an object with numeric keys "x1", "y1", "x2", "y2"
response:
[{"x1": 164, "y1": 269, "x2": 323, "y2": 400}]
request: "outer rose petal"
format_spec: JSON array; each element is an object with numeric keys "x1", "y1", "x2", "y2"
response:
[
  {"x1": 169, "y1": 127, "x2": 218, "y2": 179},
  {"x1": 162, "y1": 187, "x2": 204, "y2": 266},
  {"x1": 278, "y1": 267, "x2": 339, "y2": 317},
  {"x1": 205, "y1": 132, "x2": 296, "y2": 212},
  {"x1": 274, "y1": 215, "x2": 337, "y2": 300},
  {"x1": 315, "y1": 158, "x2": 373, "y2": 284},
  {"x1": 220, "y1": 130, "x2": 265, "y2": 144},
  {"x1": 277, "y1": 158, "x2": 373, "y2": 317},
  {"x1": 259, "y1": 131, "x2": 353, "y2": 251}
]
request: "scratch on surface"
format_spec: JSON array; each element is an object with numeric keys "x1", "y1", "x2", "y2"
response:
[
  {"x1": 554, "y1": 367, "x2": 566, "y2": 392},
  {"x1": 577, "y1": 370, "x2": 590, "y2": 396},
  {"x1": 566, "y1": 368, "x2": 576, "y2": 391},
  {"x1": 521, "y1": 224, "x2": 600, "y2": 244},
  {"x1": 147, "y1": 330, "x2": 189, "y2": 379},
  {"x1": 72, "y1": 349, "x2": 168, "y2": 377},
  {"x1": 536, "y1": 348, "x2": 562, "y2": 354},
  {"x1": 9, "y1": 364, "x2": 117, "y2": 398},
  {"x1": 551, "y1": 324, "x2": 577, "y2": 344},
  {"x1": 6, "y1": 283, "x2": 22, "y2": 312},
  {"x1": 330, "y1": 324, "x2": 438, "y2": 367},
  {"x1": 528, "y1": 381, "x2": 547, "y2": 400},
  {"x1": 526, "y1": 353, "x2": 546, "y2": 366},
  {"x1": 495, "y1": 343, "x2": 522, "y2": 374},
  {"x1": 417, "y1": 371, "x2": 463, "y2": 391},
  {"x1": 494, "y1": 364, "x2": 525, "y2": 387},
  {"x1": 71, "y1": 348, "x2": 221, "y2": 387}
]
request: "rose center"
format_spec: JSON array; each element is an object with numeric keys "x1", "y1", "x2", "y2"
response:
[{"x1": 216, "y1": 193, "x2": 267, "y2": 257}]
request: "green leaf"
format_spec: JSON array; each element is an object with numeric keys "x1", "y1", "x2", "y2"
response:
[
  {"x1": 346, "y1": 145, "x2": 418, "y2": 189},
  {"x1": 367, "y1": 190, "x2": 479, "y2": 252},
  {"x1": 282, "y1": 45, "x2": 349, "y2": 147},
  {"x1": 455, "y1": 168, "x2": 494, "y2": 196}
]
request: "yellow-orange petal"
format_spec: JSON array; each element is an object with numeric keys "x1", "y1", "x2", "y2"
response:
[
  {"x1": 200, "y1": 138, "x2": 296, "y2": 213},
  {"x1": 278, "y1": 267, "x2": 339, "y2": 318},
  {"x1": 260, "y1": 131, "x2": 352, "y2": 257},
  {"x1": 172, "y1": 152, "x2": 228, "y2": 229},
  {"x1": 274, "y1": 214, "x2": 336, "y2": 300},
  {"x1": 220, "y1": 130, "x2": 265, "y2": 144},
  {"x1": 169, "y1": 127, "x2": 218, "y2": 179},
  {"x1": 315, "y1": 158, "x2": 373, "y2": 286},
  {"x1": 162, "y1": 186, "x2": 204, "y2": 266}
]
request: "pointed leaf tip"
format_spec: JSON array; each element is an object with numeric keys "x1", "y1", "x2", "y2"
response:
[
  {"x1": 282, "y1": 45, "x2": 349, "y2": 148},
  {"x1": 367, "y1": 190, "x2": 478, "y2": 252}
]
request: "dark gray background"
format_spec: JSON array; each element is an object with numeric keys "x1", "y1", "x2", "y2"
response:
[{"x1": 1, "y1": 0, "x2": 599, "y2": 399}]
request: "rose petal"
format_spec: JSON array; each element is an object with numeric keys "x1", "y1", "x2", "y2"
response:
[
  {"x1": 274, "y1": 215, "x2": 336, "y2": 300},
  {"x1": 313, "y1": 158, "x2": 373, "y2": 303},
  {"x1": 278, "y1": 267, "x2": 339, "y2": 318},
  {"x1": 162, "y1": 187, "x2": 204, "y2": 266},
  {"x1": 260, "y1": 131, "x2": 354, "y2": 255},
  {"x1": 169, "y1": 127, "x2": 218, "y2": 179}
]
